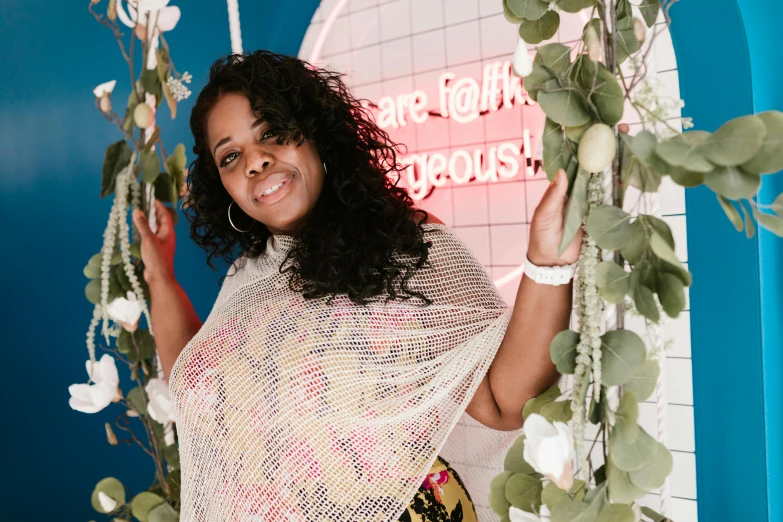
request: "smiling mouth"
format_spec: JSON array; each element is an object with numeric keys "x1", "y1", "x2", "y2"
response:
[
  {"x1": 254, "y1": 173, "x2": 294, "y2": 201},
  {"x1": 261, "y1": 180, "x2": 287, "y2": 197}
]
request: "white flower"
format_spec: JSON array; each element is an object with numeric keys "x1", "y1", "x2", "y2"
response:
[
  {"x1": 68, "y1": 354, "x2": 121, "y2": 414},
  {"x1": 509, "y1": 506, "x2": 541, "y2": 522},
  {"x1": 92, "y1": 80, "x2": 117, "y2": 98},
  {"x1": 97, "y1": 491, "x2": 118, "y2": 513},
  {"x1": 93, "y1": 80, "x2": 117, "y2": 112},
  {"x1": 117, "y1": 0, "x2": 180, "y2": 69},
  {"x1": 106, "y1": 290, "x2": 144, "y2": 332},
  {"x1": 513, "y1": 37, "x2": 533, "y2": 78},
  {"x1": 523, "y1": 413, "x2": 575, "y2": 490},
  {"x1": 145, "y1": 378, "x2": 175, "y2": 424}
]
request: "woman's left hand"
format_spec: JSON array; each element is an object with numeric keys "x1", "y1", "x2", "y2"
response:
[{"x1": 527, "y1": 169, "x2": 583, "y2": 267}]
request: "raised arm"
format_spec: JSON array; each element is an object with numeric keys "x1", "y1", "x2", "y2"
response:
[
  {"x1": 466, "y1": 169, "x2": 579, "y2": 430},
  {"x1": 133, "y1": 200, "x2": 203, "y2": 379}
]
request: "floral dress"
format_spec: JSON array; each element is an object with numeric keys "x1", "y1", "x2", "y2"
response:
[{"x1": 399, "y1": 456, "x2": 477, "y2": 522}]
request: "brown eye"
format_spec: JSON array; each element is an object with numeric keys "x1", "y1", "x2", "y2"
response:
[{"x1": 220, "y1": 151, "x2": 239, "y2": 167}]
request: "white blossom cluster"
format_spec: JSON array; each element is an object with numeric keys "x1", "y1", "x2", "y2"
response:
[
  {"x1": 87, "y1": 153, "x2": 152, "y2": 364},
  {"x1": 629, "y1": 56, "x2": 693, "y2": 136},
  {"x1": 166, "y1": 71, "x2": 192, "y2": 102}
]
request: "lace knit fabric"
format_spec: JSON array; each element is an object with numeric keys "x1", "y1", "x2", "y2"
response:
[{"x1": 168, "y1": 223, "x2": 513, "y2": 521}]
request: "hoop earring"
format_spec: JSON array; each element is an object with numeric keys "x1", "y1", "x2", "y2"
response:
[
  {"x1": 323, "y1": 161, "x2": 328, "y2": 174},
  {"x1": 228, "y1": 201, "x2": 253, "y2": 233}
]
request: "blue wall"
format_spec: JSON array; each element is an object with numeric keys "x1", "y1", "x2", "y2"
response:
[
  {"x1": 670, "y1": 1, "x2": 782, "y2": 520},
  {"x1": 0, "y1": 0, "x2": 317, "y2": 519}
]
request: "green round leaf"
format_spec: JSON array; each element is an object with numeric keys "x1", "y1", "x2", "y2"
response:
[
  {"x1": 639, "y1": 0, "x2": 660, "y2": 27},
  {"x1": 141, "y1": 149, "x2": 161, "y2": 184},
  {"x1": 669, "y1": 166, "x2": 706, "y2": 188},
  {"x1": 543, "y1": 118, "x2": 570, "y2": 179},
  {"x1": 596, "y1": 261, "x2": 630, "y2": 304},
  {"x1": 656, "y1": 136, "x2": 713, "y2": 173},
  {"x1": 518, "y1": 9, "x2": 559, "y2": 45},
  {"x1": 701, "y1": 115, "x2": 766, "y2": 166},
  {"x1": 542, "y1": 480, "x2": 586, "y2": 509},
  {"x1": 598, "y1": 503, "x2": 636, "y2": 522},
  {"x1": 649, "y1": 232, "x2": 691, "y2": 286},
  {"x1": 551, "y1": 483, "x2": 606, "y2": 522},
  {"x1": 507, "y1": 0, "x2": 549, "y2": 20},
  {"x1": 538, "y1": 79, "x2": 591, "y2": 127},
  {"x1": 607, "y1": 457, "x2": 647, "y2": 504},
  {"x1": 85, "y1": 279, "x2": 102, "y2": 305},
  {"x1": 615, "y1": 392, "x2": 640, "y2": 443},
  {"x1": 504, "y1": 437, "x2": 537, "y2": 475},
  {"x1": 131, "y1": 492, "x2": 166, "y2": 522},
  {"x1": 621, "y1": 220, "x2": 647, "y2": 266},
  {"x1": 682, "y1": 129, "x2": 711, "y2": 146},
  {"x1": 109, "y1": 269, "x2": 127, "y2": 300},
  {"x1": 550, "y1": 330, "x2": 580, "y2": 374},
  {"x1": 609, "y1": 426, "x2": 657, "y2": 472},
  {"x1": 540, "y1": 400, "x2": 573, "y2": 423},
  {"x1": 490, "y1": 472, "x2": 514, "y2": 516},
  {"x1": 522, "y1": 385, "x2": 560, "y2": 420},
  {"x1": 616, "y1": 16, "x2": 641, "y2": 63},
  {"x1": 628, "y1": 442, "x2": 673, "y2": 490},
  {"x1": 600, "y1": 329, "x2": 646, "y2": 386},
  {"x1": 102, "y1": 140, "x2": 133, "y2": 198},
  {"x1": 631, "y1": 274, "x2": 659, "y2": 323},
  {"x1": 621, "y1": 131, "x2": 665, "y2": 192},
  {"x1": 755, "y1": 211, "x2": 783, "y2": 236},
  {"x1": 590, "y1": 66, "x2": 624, "y2": 126},
  {"x1": 705, "y1": 165, "x2": 761, "y2": 200},
  {"x1": 91, "y1": 477, "x2": 126, "y2": 513},
  {"x1": 556, "y1": 0, "x2": 596, "y2": 13},
  {"x1": 148, "y1": 501, "x2": 179, "y2": 522},
  {"x1": 586, "y1": 205, "x2": 632, "y2": 251},
  {"x1": 127, "y1": 386, "x2": 148, "y2": 416},
  {"x1": 657, "y1": 272, "x2": 686, "y2": 318},
  {"x1": 624, "y1": 359, "x2": 660, "y2": 402},
  {"x1": 524, "y1": 63, "x2": 556, "y2": 101},
  {"x1": 84, "y1": 253, "x2": 103, "y2": 279},
  {"x1": 558, "y1": 168, "x2": 589, "y2": 256},
  {"x1": 741, "y1": 204, "x2": 756, "y2": 239},
  {"x1": 772, "y1": 193, "x2": 783, "y2": 216},
  {"x1": 505, "y1": 473, "x2": 543, "y2": 513},
  {"x1": 565, "y1": 123, "x2": 589, "y2": 143},
  {"x1": 741, "y1": 111, "x2": 783, "y2": 174},
  {"x1": 551, "y1": 500, "x2": 590, "y2": 522},
  {"x1": 503, "y1": 0, "x2": 524, "y2": 23},
  {"x1": 534, "y1": 43, "x2": 572, "y2": 74}
]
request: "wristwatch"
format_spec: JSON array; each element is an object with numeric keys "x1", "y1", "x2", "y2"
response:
[{"x1": 523, "y1": 258, "x2": 577, "y2": 286}]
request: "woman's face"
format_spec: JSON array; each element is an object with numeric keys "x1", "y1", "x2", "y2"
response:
[{"x1": 206, "y1": 92, "x2": 325, "y2": 236}]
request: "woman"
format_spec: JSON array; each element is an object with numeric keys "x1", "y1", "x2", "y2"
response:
[{"x1": 132, "y1": 50, "x2": 581, "y2": 522}]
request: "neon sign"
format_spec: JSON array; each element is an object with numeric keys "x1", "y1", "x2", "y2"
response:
[{"x1": 369, "y1": 60, "x2": 543, "y2": 200}]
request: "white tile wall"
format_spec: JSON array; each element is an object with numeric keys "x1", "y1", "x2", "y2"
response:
[
  {"x1": 300, "y1": 2, "x2": 697, "y2": 520},
  {"x1": 379, "y1": 1, "x2": 412, "y2": 41}
]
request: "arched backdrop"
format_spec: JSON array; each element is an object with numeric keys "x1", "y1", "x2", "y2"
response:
[{"x1": 0, "y1": 0, "x2": 779, "y2": 521}]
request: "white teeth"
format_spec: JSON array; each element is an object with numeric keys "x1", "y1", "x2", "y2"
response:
[{"x1": 262, "y1": 181, "x2": 285, "y2": 196}]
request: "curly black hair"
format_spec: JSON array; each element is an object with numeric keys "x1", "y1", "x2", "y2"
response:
[{"x1": 184, "y1": 50, "x2": 434, "y2": 305}]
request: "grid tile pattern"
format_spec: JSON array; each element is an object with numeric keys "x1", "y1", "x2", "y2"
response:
[{"x1": 300, "y1": 1, "x2": 697, "y2": 520}]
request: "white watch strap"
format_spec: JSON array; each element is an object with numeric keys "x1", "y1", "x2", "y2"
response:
[{"x1": 524, "y1": 258, "x2": 577, "y2": 286}]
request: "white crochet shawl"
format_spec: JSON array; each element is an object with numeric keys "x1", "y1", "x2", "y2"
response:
[{"x1": 169, "y1": 223, "x2": 515, "y2": 521}]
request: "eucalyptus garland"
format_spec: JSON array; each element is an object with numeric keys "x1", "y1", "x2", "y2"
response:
[
  {"x1": 72, "y1": 0, "x2": 189, "y2": 520},
  {"x1": 492, "y1": 1, "x2": 783, "y2": 521}
]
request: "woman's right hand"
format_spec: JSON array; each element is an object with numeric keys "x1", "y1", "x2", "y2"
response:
[{"x1": 132, "y1": 199, "x2": 177, "y2": 285}]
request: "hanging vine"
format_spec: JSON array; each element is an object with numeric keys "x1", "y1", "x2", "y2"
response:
[{"x1": 492, "y1": 1, "x2": 783, "y2": 521}]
